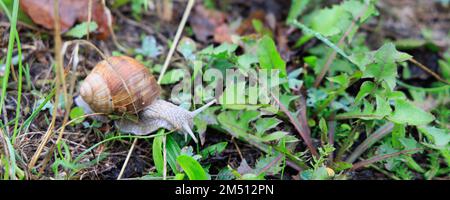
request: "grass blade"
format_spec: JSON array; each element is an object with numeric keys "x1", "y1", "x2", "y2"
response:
[{"x1": 176, "y1": 154, "x2": 208, "y2": 180}]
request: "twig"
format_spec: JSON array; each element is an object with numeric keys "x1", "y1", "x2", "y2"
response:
[
  {"x1": 271, "y1": 93, "x2": 319, "y2": 158},
  {"x1": 272, "y1": 94, "x2": 319, "y2": 157},
  {"x1": 117, "y1": 138, "x2": 138, "y2": 180},
  {"x1": 86, "y1": 0, "x2": 92, "y2": 41},
  {"x1": 345, "y1": 123, "x2": 394, "y2": 163},
  {"x1": 408, "y1": 58, "x2": 450, "y2": 85},
  {"x1": 351, "y1": 148, "x2": 421, "y2": 170},
  {"x1": 101, "y1": 0, "x2": 127, "y2": 53},
  {"x1": 231, "y1": 138, "x2": 244, "y2": 160},
  {"x1": 157, "y1": 0, "x2": 195, "y2": 83}
]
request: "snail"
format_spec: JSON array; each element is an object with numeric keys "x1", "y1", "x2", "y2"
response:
[{"x1": 75, "y1": 55, "x2": 215, "y2": 143}]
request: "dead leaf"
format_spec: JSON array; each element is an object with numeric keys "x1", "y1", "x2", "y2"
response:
[
  {"x1": 20, "y1": 0, "x2": 111, "y2": 39},
  {"x1": 213, "y1": 24, "x2": 233, "y2": 43},
  {"x1": 189, "y1": 4, "x2": 227, "y2": 42},
  {"x1": 236, "y1": 10, "x2": 266, "y2": 36},
  {"x1": 237, "y1": 159, "x2": 253, "y2": 175}
]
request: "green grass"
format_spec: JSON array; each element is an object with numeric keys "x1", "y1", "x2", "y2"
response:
[{"x1": 0, "y1": 0, "x2": 21, "y2": 180}]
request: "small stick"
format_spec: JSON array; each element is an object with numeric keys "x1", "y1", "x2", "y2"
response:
[
  {"x1": 157, "y1": 0, "x2": 195, "y2": 83},
  {"x1": 409, "y1": 58, "x2": 449, "y2": 85},
  {"x1": 117, "y1": 138, "x2": 137, "y2": 180},
  {"x1": 351, "y1": 148, "x2": 421, "y2": 170}
]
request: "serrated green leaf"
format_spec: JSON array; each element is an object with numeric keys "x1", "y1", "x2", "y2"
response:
[
  {"x1": 255, "y1": 117, "x2": 282, "y2": 135},
  {"x1": 261, "y1": 131, "x2": 288, "y2": 142},
  {"x1": 388, "y1": 99, "x2": 435, "y2": 126},
  {"x1": 418, "y1": 126, "x2": 450, "y2": 147},
  {"x1": 257, "y1": 35, "x2": 287, "y2": 77},
  {"x1": 201, "y1": 142, "x2": 228, "y2": 158},
  {"x1": 255, "y1": 154, "x2": 283, "y2": 175},
  {"x1": 310, "y1": 5, "x2": 349, "y2": 37}
]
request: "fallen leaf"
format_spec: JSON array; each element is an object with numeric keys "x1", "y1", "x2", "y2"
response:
[
  {"x1": 189, "y1": 4, "x2": 226, "y2": 42},
  {"x1": 213, "y1": 24, "x2": 233, "y2": 43},
  {"x1": 236, "y1": 10, "x2": 266, "y2": 36},
  {"x1": 20, "y1": 0, "x2": 111, "y2": 39}
]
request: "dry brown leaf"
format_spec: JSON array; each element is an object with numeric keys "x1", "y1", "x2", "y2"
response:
[
  {"x1": 20, "y1": 0, "x2": 111, "y2": 39},
  {"x1": 213, "y1": 24, "x2": 233, "y2": 43},
  {"x1": 189, "y1": 4, "x2": 227, "y2": 42}
]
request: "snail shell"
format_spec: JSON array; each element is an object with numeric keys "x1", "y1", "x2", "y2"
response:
[
  {"x1": 77, "y1": 56, "x2": 217, "y2": 144},
  {"x1": 79, "y1": 56, "x2": 160, "y2": 114}
]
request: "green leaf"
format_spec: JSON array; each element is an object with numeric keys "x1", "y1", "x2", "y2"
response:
[
  {"x1": 392, "y1": 124, "x2": 406, "y2": 149},
  {"x1": 361, "y1": 43, "x2": 412, "y2": 89},
  {"x1": 69, "y1": 107, "x2": 85, "y2": 124},
  {"x1": 395, "y1": 39, "x2": 427, "y2": 50},
  {"x1": 261, "y1": 131, "x2": 288, "y2": 142},
  {"x1": 333, "y1": 161, "x2": 353, "y2": 172},
  {"x1": 418, "y1": 126, "x2": 450, "y2": 147},
  {"x1": 341, "y1": 0, "x2": 378, "y2": 22},
  {"x1": 311, "y1": 166, "x2": 331, "y2": 180},
  {"x1": 136, "y1": 35, "x2": 163, "y2": 58},
  {"x1": 1, "y1": 0, "x2": 34, "y2": 25},
  {"x1": 388, "y1": 99, "x2": 435, "y2": 126},
  {"x1": 177, "y1": 37, "x2": 197, "y2": 61},
  {"x1": 217, "y1": 111, "x2": 248, "y2": 138},
  {"x1": 213, "y1": 43, "x2": 238, "y2": 56},
  {"x1": 201, "y1": 142, "x2": 228, "y2": 158},
  {"x1": 287, "y1": 0, "x2": 310, "y2": 23},
  {"x1": 290, "y1": 20, "x2": 356, "y2": 66},
  {"x1": 374, "y1": 95, "x2": 392, "y2": 117},
  {"x1": 237, "y1": 54, "x2": 258, "y2": 70},
  {"x1": 364, "y1": 62, "x2": 397, "y2": 90},
  {"x1": 255, "y1": 154, "x2": 283, "y2": 175},
  {"x1": 399, "y1": 138, "x2": 421, "y2": 151},
  {"x1": 152, "y1": 132, "x2": 164, "y2": 175},
  {"x1": 327, "y1": 73, "x2": 349, "y2": 87},
  {"x1": 319, "y1": 117, "x2": 328, "y2": 135},
  {"x1": 177, "y1": 155, "x2": 209, "y2": 180},
  {"x1": 257, "y1": 35, "x2": 287, "y2": 77},
  {"x1": 355, "y1": 81, "x2": 375, "y2": 103},
  {"x1": 309, "y1": 5, "x2": 349, "y2": 37},
  {"x1": 255, "y1": 117, "x2": 282, "y2": 135},
  {"x1": 166, "y1": 135, "x2": 181, "y2": 173},
  {"x1": 287, "y1": 68, "x2": 304, "y2": 90},
  {"x1": 159, "y1": 69, "x2": 186, "y2": 85},
  {"x1": 64, "y1": 22, "x2": 98, "y2": 39},
  {"x1": 240, "y1": 173, "x2": 265, "y2": 180},
  {"x1": 174, "y1": 173, "x2": 185, "y2": 180}
]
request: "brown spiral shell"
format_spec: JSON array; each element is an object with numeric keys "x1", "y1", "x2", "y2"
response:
[{"x1": 80, "y1": 56, "x2": 160, "y2": 114}]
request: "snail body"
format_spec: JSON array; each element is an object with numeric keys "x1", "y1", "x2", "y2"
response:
[{"x1": 76, "y1": 56, "x2": 214, "y2": 143}]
